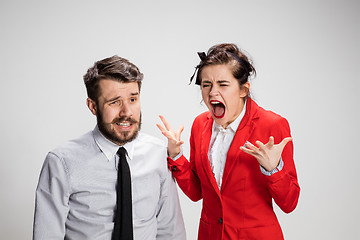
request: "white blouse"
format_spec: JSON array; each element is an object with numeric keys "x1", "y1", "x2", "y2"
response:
[{"x1": 208, "y1": 102, "x2": 245, "y2": 190}]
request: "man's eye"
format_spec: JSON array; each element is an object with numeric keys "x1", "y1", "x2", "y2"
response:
[
  {"x1": 110, "y1": 100, "x2": 120, "y2": 105},
  {"x1": 220, "y1": 84, "x2": 228, "y2": 87},
  {"x1": 202, "y1": 84, "x2": 210, "y2": 88},
  {"x1": 130, "y1": 98, "x2": 137, "y2": 102}
]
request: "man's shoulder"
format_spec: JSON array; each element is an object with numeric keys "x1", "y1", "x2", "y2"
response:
[
  {"x1": 50, "y1": 130, "x2": 96, "y2": 158},
  {"x1": 136, "y1": 132, "x2": 167, "y2": 149}
]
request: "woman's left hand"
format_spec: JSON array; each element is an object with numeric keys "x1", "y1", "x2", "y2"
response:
[{"x1": 240, "y1": 136, "x2": 292, "y2": 172}]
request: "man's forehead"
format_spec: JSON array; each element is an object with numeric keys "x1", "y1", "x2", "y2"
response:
[
  {"x1": 98, "y1": 80, "x2": 139, "y2": 99},
  {"x1": 99, "y1": 79, "x2": 139, "y2": 91}
]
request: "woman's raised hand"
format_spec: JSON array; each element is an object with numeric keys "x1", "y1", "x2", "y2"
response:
[
  {"x1": 156, "y1": 115, "x2": 184, "y2": 159},
  {"x1": 240, "y1": 136, "x2": 292, "y2": 171}
]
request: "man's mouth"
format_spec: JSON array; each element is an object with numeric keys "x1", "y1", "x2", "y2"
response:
[
  {"x1": 116, "y1": 122, "x2": 131, "y2": 127},
  {"x1": 210, "y1": 100, "x2": 225, "y2": 118},
  {"x1": 113, "y1": 117, "x2": 137, "y2": 129}
]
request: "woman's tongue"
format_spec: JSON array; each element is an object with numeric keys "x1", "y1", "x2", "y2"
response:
[{"x1": 213, "y1": 104, "x2": 225, "y2": 118}]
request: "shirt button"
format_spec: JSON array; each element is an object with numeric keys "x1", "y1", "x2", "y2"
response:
[
  {"x1": 219, "y1": 218, "x2": 223, "y2": 224},
  {"x1": 172, "y1": 166, "x2": 177, "y2": 171}
]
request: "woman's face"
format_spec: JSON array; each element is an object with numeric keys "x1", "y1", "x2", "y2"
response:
[{"x1": 200, "y1": 64, "x2": 249, "y2": 128}]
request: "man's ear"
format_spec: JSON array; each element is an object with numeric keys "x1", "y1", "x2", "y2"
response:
[{"x1": 86, "y1": 98, "x2": 97, "y2": 116}]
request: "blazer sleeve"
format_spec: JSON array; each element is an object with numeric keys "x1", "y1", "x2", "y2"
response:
[
  {"x1": 266, "y1": 117, "x2": 300, "y2": 214},
  {"x1": 167, "y1": 118, "x2": 203, "y2": 202}
]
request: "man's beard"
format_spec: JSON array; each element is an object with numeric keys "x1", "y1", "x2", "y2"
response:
[{"x1": 97, "y1": 111, "x2": 142, "y2": 146}]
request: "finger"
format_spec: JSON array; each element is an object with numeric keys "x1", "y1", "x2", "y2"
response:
[
  {"x1": 178, "y1": 125, "x2": 184, "y2": 134},
  {"x1": 245, "y1": 141, "x2": 257, "y2": 149},
  {"x1": 240, "y1": 146, "x2": 257, "y2": 157},
  {"x1": 268, "y1": 136, "x2": 274, "y2": 146},
  {"x1": 156, "y1": 124, "x2": 175, "y2": 140},
  {"x1": 156, "y1": 124, "x2": 172, "y2": 138},
  {"x1": 245, "y1": 142, "x2": 259, "y2": 151},
  {"x1": 240, "y1": 146, "x2": 252, "y2": 153},
  {"x1": 255, "y1": 140, "x2": 265, "y2": 150},
  {"x1": 160, "y1": 130, "x2": 172, "y2": 139},
  {"x1": 175, "y1": 140, "x2": 184, "y2": 147},
  {"x1": 279, "y1": 137, "x2": 292, "y2": 148},
  {"x1": 159, "y1": 115, "x2": 173, "y2": 131},
  {"x1": 175, "y1": 125, "x2": 184, "y2": 139},
  {"x1": 156, "y1": 123, "x2": 166, "y2": 133}
]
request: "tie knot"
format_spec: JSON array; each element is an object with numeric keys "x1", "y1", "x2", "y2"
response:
[{"x1": 117, "y1": 147, "x2": 127, "y2": 158}]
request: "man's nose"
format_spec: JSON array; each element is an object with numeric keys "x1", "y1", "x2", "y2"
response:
[{"x1": 120, "y1": 102, "x2": 132, "y2": 116}]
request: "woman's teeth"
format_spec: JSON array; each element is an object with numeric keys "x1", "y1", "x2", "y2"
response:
[{"x1": 210, "y1": 100, "x2": 225, "y2": 118}]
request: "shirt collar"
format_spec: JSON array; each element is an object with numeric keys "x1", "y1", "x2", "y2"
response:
[
  {"x1": 93, "y1": 125, "x2": 135, "y2": 161},
  {"x1": 212, "y1": 99, "x2": 247, "y2": 133}
]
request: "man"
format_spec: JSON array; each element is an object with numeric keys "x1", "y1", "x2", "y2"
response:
[{"x1": 33, "y1": 55, "x2": 186, "y2": 240}]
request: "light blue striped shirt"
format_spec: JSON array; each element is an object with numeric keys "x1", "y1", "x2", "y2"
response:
[{"x1": 33, "y1": 126, "x2": 186, "y2": 240}]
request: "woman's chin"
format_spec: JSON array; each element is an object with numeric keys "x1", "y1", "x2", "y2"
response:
[{"x1": 213, "y1": 117, "x2": 227, "y2": 128}]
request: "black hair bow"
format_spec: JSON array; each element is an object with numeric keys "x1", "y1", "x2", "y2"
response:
[{"x1": 189, "y1": 52, "x2": 206, "y2": 85}]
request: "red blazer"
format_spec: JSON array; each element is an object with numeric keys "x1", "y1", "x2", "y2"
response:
[{"x1": 168, "y1": 98, "x2": 300, "y2": 240}]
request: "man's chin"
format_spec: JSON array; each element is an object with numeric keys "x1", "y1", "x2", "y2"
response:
[
  {"x1": 97, "y1": 115, "x2": 142, "y2": 146},
  {"x1": 111, "y1": 129, "x2": 139, "y2": 145},
  {"x1": 97, "y1": 125, "x2": 138, "y2": 145}
]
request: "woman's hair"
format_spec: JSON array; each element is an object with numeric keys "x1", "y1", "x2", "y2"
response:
[
  {"x1": 192, "y1": 43, "x2": 256, "y2": 88},
  {"x1": 83, "y1": 55, "x2": 143, "y2": 102}
]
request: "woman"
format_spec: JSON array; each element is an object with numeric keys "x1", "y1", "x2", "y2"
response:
[{"x1": 157, "y1": 43, "x2": 300, "y2": 240}]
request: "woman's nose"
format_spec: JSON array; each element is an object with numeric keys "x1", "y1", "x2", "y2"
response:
[{"x1": 209, "y1": 85, "x2": 219, "y2": 96}]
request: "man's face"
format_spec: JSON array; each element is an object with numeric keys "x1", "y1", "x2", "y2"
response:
[{"x1": 87, "y1": 79, "x2": 141, "y2": 145}]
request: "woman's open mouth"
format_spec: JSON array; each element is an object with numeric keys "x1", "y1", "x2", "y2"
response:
[{"x1": 210, "y1": 100, "x2": 225, "y2": 118}]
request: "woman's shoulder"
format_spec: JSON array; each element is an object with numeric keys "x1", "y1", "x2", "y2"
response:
[
  {"x1": 190, "y1": 111, "x2": 212, "y2": 130},
  {"x1": 193, "y1": 111, "x2": 212, "y2": 124},
  {"x1": 195, "y1": 111, "x2": 211, "y2": 120},
  {"x1": 254, "y1": 103, "x2": 289, "y2": 127}
]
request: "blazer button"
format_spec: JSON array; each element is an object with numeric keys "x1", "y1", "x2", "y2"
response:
[
  {"x1": 219, "y1": 218, "x2": 223, "y2": 224},
  {"x1": 172, "y1": 166, "x2": 177, "y2": 171}
]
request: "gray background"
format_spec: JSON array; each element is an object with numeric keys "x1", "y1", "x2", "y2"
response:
[{"x1": 1, "y1": 0, "x2": 359, "y2": 239}]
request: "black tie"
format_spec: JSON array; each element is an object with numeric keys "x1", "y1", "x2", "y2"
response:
[{"x1": 112, "y1": 147, "x2": 133, "y2": 240}]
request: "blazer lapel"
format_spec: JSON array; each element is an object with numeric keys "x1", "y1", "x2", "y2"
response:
[
  {"x1": 221, "y1": 99, "x2": 259, "y2": 192},
  {"x1": 200, "y1": 113, "x2": 222, "y2": 197}
]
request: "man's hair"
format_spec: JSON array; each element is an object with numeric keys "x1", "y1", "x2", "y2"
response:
[{"x1": 83, "y1": 55, "x2": 143, "y2": 102}]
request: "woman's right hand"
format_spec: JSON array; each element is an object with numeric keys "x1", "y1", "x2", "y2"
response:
[{"x1": 156, "y1": 115, "x2": 184, "y2": 159}]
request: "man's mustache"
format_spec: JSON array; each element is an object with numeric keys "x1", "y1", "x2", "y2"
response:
[{"x1": 112, "y1": 116, "x2": 138, "y2": 124}]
